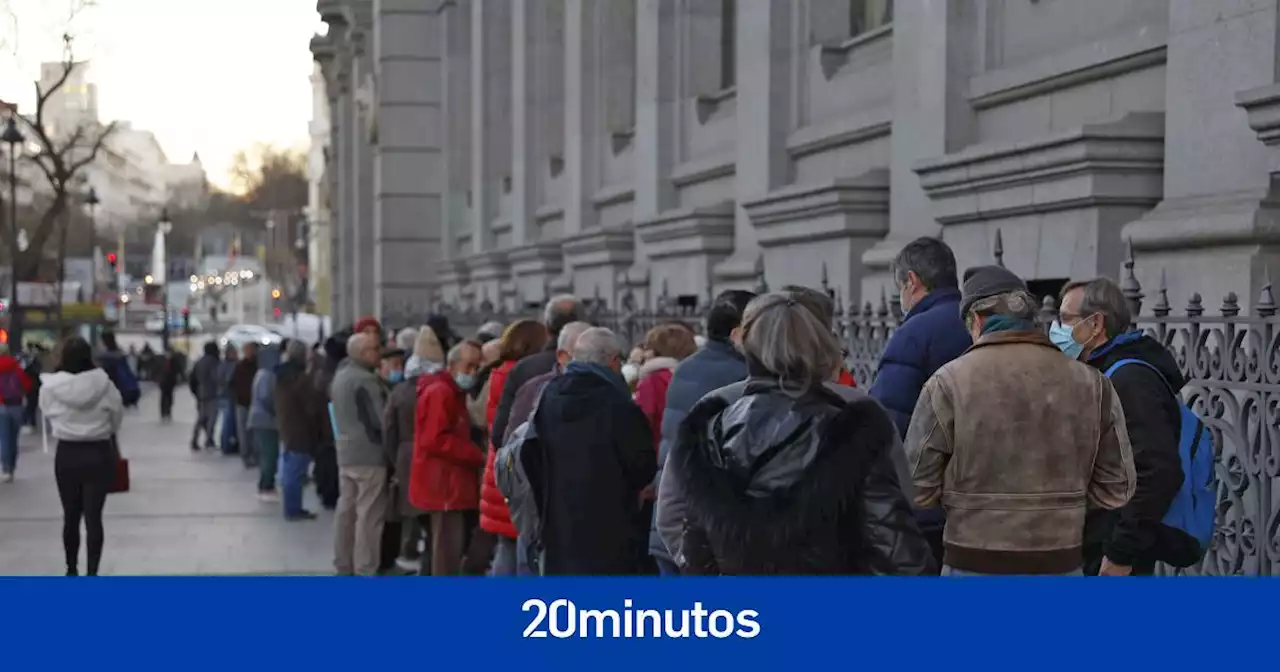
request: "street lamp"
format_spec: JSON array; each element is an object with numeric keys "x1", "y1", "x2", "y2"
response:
[
  {"x1": 157, "y1": 207, "x2": 172, "y2": 351},
  {"x1": 85, "y1": 186, "x2": 99, "y2": 303},
  {"x1": 2, "y1": 117, "x2": 23, "y2": 346}
]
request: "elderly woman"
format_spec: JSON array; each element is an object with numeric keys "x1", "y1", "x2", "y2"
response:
[
  {"x1": 666, "y1": 292, "x2": 934, "y2": 575},
  {"x1": 383, "y1": 327, "x2": 427, "y2": 572}
]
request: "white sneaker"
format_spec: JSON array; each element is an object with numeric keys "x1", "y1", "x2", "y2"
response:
[
  {"x1": 395, "y1": 556, "x2": 421, "y2": 573},
  {"x1": 2, "y1": 472, "x2": 13, "y2": 483},
  {"x1": 21, "y1": 426, "x2": 34, "y2": 436},
  {"x1": 257, "y1": 491, "x2": 279, "y2": 502}
]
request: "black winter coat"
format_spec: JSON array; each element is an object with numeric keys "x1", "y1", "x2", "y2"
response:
[
  {"x1": 531, "y1": 367, "x2": 657, "y2": 575},
  {"x1": 1083, "y1": 332, "x2": 1186, "y2": 572},
  {"x1": 675, "y1": 378, "x2": 934, "y2": 575}
]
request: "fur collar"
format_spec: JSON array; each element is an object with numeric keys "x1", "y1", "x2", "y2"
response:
[{"x1": 639, "y1": 356, "x2": 679, "y2": 380}]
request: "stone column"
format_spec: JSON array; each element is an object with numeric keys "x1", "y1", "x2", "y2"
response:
[
  {"x1": 439, "y1": 0, "x2": 471, "y2": 261},
  {"x1": 372, "y1": 0, "x2": 443, "y2": 320},
  {"x1": 346, "y1": 2, "x2": 377, "y2": 318},
  {"x1": 335, "y1": 38, "x2": 357, "y2": 326},
  {"x1": 563, "y1": 0, "x2": 599, "y2": 235},
  {"x1": 860, "y1": 0, "x2": 976, "y2": 296},
  {"x1": 511, "y1": 0, "x2": 539, "y2": 247},
  {"x1": 720, "y1": 0, "x2": 793, "y2": 286},
  {"x1": 1124, "y1": 0, "x2": 1280, "y2": 309},
  {"x1": 470, "y1": 0, "x2": 512, "y2": 254},
  {"x1": 312, "y1": 24, "x2": 349, "y2": 326},
  {"x1": 634, "y1": 0, "x2": 678, "y2": 221}
]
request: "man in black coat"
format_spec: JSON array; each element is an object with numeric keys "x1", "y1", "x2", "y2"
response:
[
  {"x1": 529, "y1": 327, "x2": 656, "y2": 575},
  {"x1": 1055, "y1": 278, "x2": 1185, "y2": 576},
  {"x1": 489, "y1": 295, "x2": 584, "y2": 449}
]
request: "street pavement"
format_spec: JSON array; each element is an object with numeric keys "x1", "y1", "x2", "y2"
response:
[{"x1": 0, "y1": 387, "x2": 336, "y2": 575}]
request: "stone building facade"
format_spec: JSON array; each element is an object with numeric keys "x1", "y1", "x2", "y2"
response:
[{"x1": 312, "y1": 0, "x2": 1280, "y2": 326}]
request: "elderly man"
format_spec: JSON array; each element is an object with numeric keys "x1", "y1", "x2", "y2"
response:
[
  {"x1": 489, "y1": 294, "x2": 585, "y2": 451},
  {"x1": 275, "y1": 340, "x2": 324, "y2": 520},
  {"x1": 330, "y1": 332, "x2": 390, "y2": 575},
  {"x1": 1054, "y1": 277, "x2": 1187, "y2": 576},
  {"x1": 905, "y1": 266, "x2": 1136, "y2": 575},
  {"x1": 411, "y1": 339, "x2": 485, "y2": 576},
  {"x1": 531, "y1": 327, "x2": 657, "y2": 575}
]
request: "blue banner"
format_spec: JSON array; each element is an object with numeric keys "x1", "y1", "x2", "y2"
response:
[{"x1": 4, "y1": 578, "x2": 1268, "y2": 670}]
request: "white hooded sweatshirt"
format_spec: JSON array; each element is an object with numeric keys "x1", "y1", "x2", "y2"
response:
[{"x1": 39, "y1": 368, "x2": 124, "y2": 441}]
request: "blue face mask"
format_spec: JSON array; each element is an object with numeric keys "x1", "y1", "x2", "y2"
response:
[
  {"x1": 386, "y1": 370, "x2": 404, "y2": 384},
  {"x1": 1049, "y1": 320, "x2": 1084, "y2": 360},
  {"x1": 453, "y1": 372, "x2": 475, "y2": 390}
]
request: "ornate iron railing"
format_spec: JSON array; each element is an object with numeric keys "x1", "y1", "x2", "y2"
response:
[{"x1": 418, "y1": 230, "x2": 1278, "y2": 575}]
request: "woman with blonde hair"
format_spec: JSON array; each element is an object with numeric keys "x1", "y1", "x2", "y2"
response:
[
  {"x1": 668, "y1": 293, "x2": 933, "y2": 575},
  {"x1": 633, "y1": 323, "x2": 698, "y2": 456}
]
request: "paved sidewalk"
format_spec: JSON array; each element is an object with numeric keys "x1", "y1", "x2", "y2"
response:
[{"x1": 0, "y1": 387, "x2": 336, "y2": 575}]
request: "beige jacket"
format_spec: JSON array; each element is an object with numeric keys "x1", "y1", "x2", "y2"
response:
[{"x1": 904, "y1": 330, "x2": 1136, "y2": 574}]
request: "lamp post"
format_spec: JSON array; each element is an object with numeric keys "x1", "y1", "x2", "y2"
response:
[
  {"x1": 85, "y1": 186, "x2": 99, "y2": 304},
  {"x1": 2, "y1": 117, "x2": 23, "y2": 347},
  {"x1": 157, "y1": 208, "x2": 172, "y2": 351}
]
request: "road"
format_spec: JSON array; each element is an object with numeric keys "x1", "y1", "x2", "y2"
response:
[{"x1": 0, "y1": 387, "x2": 335, "y2": 576}]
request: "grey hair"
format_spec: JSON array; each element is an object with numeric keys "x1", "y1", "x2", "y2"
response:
[
  {"x1": 1061, "y1": 277, "x2": 1131, "y2": 338},
  {"x1": 285, "y1": 339, "x2": 308, "y2": 362},
  {"x1": 741, "y1": 293, "x2": 844, "y2": 397},
  {"x1": 571, "y1": 327, "x2": 623, "y2": 367},
  {"x1": 543, "y1": 294, "x2": 585, "y2": 336},
  {"x1": 394, "y1": 327, "x2": 419, "y2": 352},
  {"x1": 346, "y1": 333, "x2": 373, "y2": 358},
  {"x1": 557, "y1": 321, "x2": 593, "y2": 353},
  {"x1": 967, "y1": 289, "x2": 1039, "y2": 326},
  {"x1": 446, "y1": 341, "x2": 474, "y2": 365}
]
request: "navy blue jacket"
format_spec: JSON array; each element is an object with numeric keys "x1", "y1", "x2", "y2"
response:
[
  {"x1": 869, "y1": 287, "x2": 971, "y2": 438},
  {"x1": 650, "y1": 339, "x2": 747, "y2": 562}
]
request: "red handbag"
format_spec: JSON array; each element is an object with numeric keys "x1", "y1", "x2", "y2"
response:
[{"x1": 110, "y1": 457, "x2": 130, "y2": 494}]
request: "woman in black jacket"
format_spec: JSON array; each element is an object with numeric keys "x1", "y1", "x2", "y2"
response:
[{"x1": 672, "y1": 292, "x2": 934, "y2": 575}]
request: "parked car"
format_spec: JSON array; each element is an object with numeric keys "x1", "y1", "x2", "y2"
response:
[
  {"x1": 144, "y1": 311, "x2": 202, "y2": 334},
  {"x1": 218, "y1": 324, "x2": 282, "y2": 350}
]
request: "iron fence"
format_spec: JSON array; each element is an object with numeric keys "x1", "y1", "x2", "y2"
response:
[{"x1": 421, "y1": 232, "x2": 1278, "y2": 575}]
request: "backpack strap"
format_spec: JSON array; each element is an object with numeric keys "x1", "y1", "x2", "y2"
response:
[{"x1": 1103, "y1": 358, "x2": 1177, "y2": 398}]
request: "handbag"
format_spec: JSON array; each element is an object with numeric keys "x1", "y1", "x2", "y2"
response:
[{"x1": 108, "y1": 435, "x2": 129, "y2": 494}]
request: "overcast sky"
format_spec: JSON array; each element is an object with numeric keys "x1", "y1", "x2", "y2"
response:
[{"x1": 0, "y1": 0, "x2": 322, "y2": 190}]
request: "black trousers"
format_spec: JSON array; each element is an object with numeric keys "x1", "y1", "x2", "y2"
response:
[
  {"x1": 159, "y1": 386, "x2": 174, "y2": 419},
  {"x1": 313, "y1": 444, "x2": 339, "y2": 507},
  {"x1": 55, "y1": 440, "x2": 115, "y2": 576}
]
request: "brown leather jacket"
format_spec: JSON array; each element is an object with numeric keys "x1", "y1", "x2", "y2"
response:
[{"x1": 904, "y1": 330, "x2": 1136, "y2": 574}]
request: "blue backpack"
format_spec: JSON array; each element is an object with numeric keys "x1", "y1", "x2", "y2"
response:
[
  {"x1": 115, "y1": 359, "x2": 141, "y2": 406},
  {"x1": 1104, "y1": 359, "x2": 1217, "y2": 566}
]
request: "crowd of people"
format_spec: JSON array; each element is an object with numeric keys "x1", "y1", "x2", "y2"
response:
[
  {"x1": 11, "y1": 231, "x2": 1202, "y2": 577},
  {"x1": 176, "y1": 234, "x2": 1196, "y2": 576}
]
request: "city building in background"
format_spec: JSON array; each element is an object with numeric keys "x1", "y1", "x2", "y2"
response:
[{"x1": 313, "y1": 0, "x2": 1280, "y2": 325}]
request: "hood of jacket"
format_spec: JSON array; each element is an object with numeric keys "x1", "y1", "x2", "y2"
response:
[
  {"x1": 639, "y1": 356, "x2": 679, "y2": 380},
  {"x1": 276, "y1": 358, "x2": 307, "y2": 384},
  {"x1": 41, "y1": 368, "x2": 114, "y2": 410},
  {"x1": 0, "y1": 354, "x2": 22, "y2": 375},
  {"x1": 541, "y1": 365, "x2": 629, "y2": 424},
  {"x1": 1087, "y1": 331, "x2": 1186, "y2": 391}
]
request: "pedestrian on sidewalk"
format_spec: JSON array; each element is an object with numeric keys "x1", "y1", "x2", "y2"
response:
[
  {"x1": 189, "y1": 342, "x2": 221, "y2": 451},
  {"x1": 1055, "y1": 278, "x2": 1188, "y2": 576},
  {"x1": 331, "y1": 332, "x2": 390, "y2": 576},
  {"x1": 673, "y1": 294, "x2": 932, "y2": 575},
  {"x1": 383, "y1": 328, "x2": 428, "y2": 572},
  {"x1": 411, "y1": 339, "x2": 484, "y2": 576},
  {"x1": 248, "y1": 344, "x2": 283, "y2": 501},
  {"x1": 217, "y1": 344, "x2": 240, "y2": 455},
  {"x1": 276, "y1": 339, "x2": 324, "y2": 521},
  {"x1": 905, "y1": 267, "x2": 1137, "y2": 575},
  {"x1": 653, "y1": 290, "x2": 754, "y2": 574},
  {"x1": 481, "y1": 319, "x2": 549, "y2": 575},
  {"x1": 22, "y1": 343, "x2": 44, "y2": 433},
  {"x1": 868, "y1": 237, "x2": 972, "y2": 568},
  {"x1": 309, "y1": 335, "x2": 345, "y2": 510},
  {"x1": 39, "y1": 337, "x2": 124, "y2": 576},
  {"x1": 158, "y1": 349, "x2": 179, "y2": 421},
  {"x1": 0, "y1": 343, "x2": 33, "y2": 482},
  {"x1": 231, "y1": 342, "x2": 259, "y2": 467}
]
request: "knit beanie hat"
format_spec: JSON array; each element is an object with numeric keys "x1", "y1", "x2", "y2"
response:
[{"x1": 959, "y1": 265, "x2": 1028, "y2": 318}]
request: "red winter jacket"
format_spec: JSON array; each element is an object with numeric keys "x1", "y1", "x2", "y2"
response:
[
  {"x1": 0, "y1": 355, "x2": 31, "y2": 405},
  {"x1": 838, "y1": 368, "x2": 856, "y2": 387},
  {"x1": 633, "y1": 357, "x2": 679, "y2": 457},
  {"x1": 410, "y1": 370, "x2": 485, "y2": 512},
  {"x1": 481, "y1": 360, "x2": 519, "y2": 538}
]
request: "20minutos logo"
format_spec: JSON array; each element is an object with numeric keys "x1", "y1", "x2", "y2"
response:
[{"x1": 522, "y1": 598, "x2": 760, "y2": 639}]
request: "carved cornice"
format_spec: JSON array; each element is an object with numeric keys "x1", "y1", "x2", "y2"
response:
[
  {"x1": 1237, "y1": 83, "x2": 1280, "y2": 147},
  {"x1": 508, "y1": 241, "x2": 564, "y2": 276},
  {"x1": 561, "y1": 224, "x2": 635, "y2": 269},
  {"x1": 463, "y1": 250, "x2": 510, "y2": 282},
  {"x1": 436, "y1": 257, "x2": 470, "y2": 286},
  {"x1": 745, "y1": 170, "x2": 890, "y2": 248},
  {"x1": 915, "y1": 112, "x2": 1165, "y2": 225},
  {"x1": 635, "y1": 202, "x2": 735, "y2": 260}
]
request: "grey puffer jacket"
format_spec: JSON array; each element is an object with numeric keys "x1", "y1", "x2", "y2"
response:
[{"x1": 246, "y1": 347, "x2": 281, "y2": 430}]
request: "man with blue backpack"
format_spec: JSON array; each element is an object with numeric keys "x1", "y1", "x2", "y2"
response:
[{"x1": 1054, "y1": 278, "x2": 1216, "y2": 575}]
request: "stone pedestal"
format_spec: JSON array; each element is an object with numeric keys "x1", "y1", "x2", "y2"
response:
[{"x1": 636, "y1": 202, "x2": 734, "y2": 305}]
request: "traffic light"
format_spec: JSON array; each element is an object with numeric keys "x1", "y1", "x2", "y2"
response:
[
  {"x1": 106, "y1": 252, "x2": 118, "y2": 269},
  {"x1": 273, "y1": 307, "x2": 281, "y2": 319}
]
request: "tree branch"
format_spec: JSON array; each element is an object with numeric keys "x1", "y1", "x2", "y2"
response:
[{"x1": 66, "y1": 120, "x2": 115, "y2": 176}]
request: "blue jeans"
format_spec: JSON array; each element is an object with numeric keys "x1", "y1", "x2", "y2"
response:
[
  {"x1": 655, "y1": 556, "x2": 680, "y2": 576},
  {"x1": 281, "y1": 450, "x2": 312, "y2": 516},
  {"x1": 254, "y1": 428, "x2": 280, "y2": 491},
  {"x1": 218, "y1": 400, "x2": 237, "y2": 454},
  {"x1": 0, "y1": 404, "x2": 21, "y2": 474}
]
